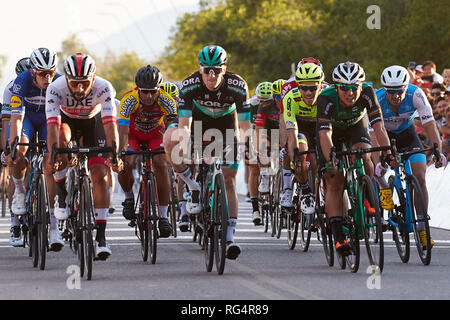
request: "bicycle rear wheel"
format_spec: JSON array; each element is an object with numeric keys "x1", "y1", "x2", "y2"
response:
[
  {"x1": 287, "y1": 178, "x2": 299, "y2": 250},
  {"x1": 343, "y1": 216, "x2": 360, "y2": 273},
  {"x1": 408, "y1": 175, "x2": 431, "y2": 265},
  {"x1": 80, "y1": 177, "x2": 94, "y2": 280},
  {"x1": 147, "y1": 172, "x2": 159, "y2": 265},
  {"x1": 388, "y1": 175, "x2": 410, "y2": 263},
  {"x1": 273, "y1": 172, "x2": 283, "y2": 239},
  {"x1": 37, "y1": 175, "x2": 48, "y2": 271},
  {"x1": 1, "y1": 166, "x2": 7, "y2": 217},
  {"x1": 213, "y1": 173, "x2": 228, "y2": 275},
  {"x1": 360, "y1": 175, "x2": 384, "y2": 273},
  {"x1": 315, "y1": 175, "x2": 334, "y2": 266}
]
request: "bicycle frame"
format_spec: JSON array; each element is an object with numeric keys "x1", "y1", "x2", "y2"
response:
[{"x1": 390, "y1": 160, "x2": 415, "y2": 234}]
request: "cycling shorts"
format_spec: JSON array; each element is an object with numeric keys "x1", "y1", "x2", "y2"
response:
[
  {"x1": 128, "y1": 124, "x2": 165, "y2": 152},
  {"x1": 387, "y1": 124, "x2": 425, "y2": 163}
]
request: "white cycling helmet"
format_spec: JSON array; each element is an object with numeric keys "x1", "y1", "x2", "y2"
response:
[
  {"x1": 380, "y1": 65, "x2": 410, "y2": 87},
  {"x1": 30, "y1": 48, "x2": 57, "y2": 70},
  {"x1": 332, "y1": 61, "x2": 365, "y2": 84}
]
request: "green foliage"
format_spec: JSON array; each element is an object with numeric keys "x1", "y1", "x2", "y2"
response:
[{"x1": 156, "y1": 0, "x2": 448, "y2": 89}]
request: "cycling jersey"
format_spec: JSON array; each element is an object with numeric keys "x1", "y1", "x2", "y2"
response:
[
  {"x1": 317, "y1": 84, "x2": 382, "y2": 130},
  {"x1": 46, "y1": 76, "x2": 117, "y2": 126},
  {"x1": 178, "y1": 71, "x2": 250, "y2": 121},
  {"x1": 255, "y1": 100, "x2": 279, "y2": 130},
  {"x1": 118, "y1": 87, "x2": 177, "y2": 134},
  {"x1": 282, "y1": 84, "x2": 317, "y2": 131},
  {"x1": 2, "y1": 80, "x2": 13, "y2": 121},
  {"x1": 376, "y1": 84, "x2": 433, "y2": 134},
  {"x1": 10, "y1": 70, "x2": 62, "y2": 116}
]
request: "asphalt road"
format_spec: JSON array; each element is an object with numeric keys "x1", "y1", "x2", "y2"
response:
[{"x1": 1, "y1": 194, "x2": 450, "y2": 303}]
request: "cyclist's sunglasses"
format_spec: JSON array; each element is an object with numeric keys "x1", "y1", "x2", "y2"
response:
[
  {"x1": 336, "y1": 83, "x2": 360, "y2": 92},
  {"x1": 138, "y1": 87, "x2": 159, "y2": 94},
  {"x1": 36, "y1": 69, "x2": 56, "y2": 78},
  {"x1": 200, "y1": 66, "x2": 224, "y2": 75},
  {"x1": 298, "y1": 85, "x2": 319, "y2": 92},
  {"x1": 385, "y1": 86, "x2": 407, "y2": 95},
  {"x1": 67, "y1": 79, "x2": 93, "y2": 90}
]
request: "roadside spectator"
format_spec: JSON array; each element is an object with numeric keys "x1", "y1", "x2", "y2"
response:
[
  {"x1": 430, "y1": 82, "x2": 446, "y2": 105},
  {"x1": 442, "y1": 69, "x2": 450, "y2": 90},
  {"x1": 435, "y1": 97, "x2": 448, "y2": 129},
  {"x1": 445, "y1": 90, "x2": 450, "y2": 103},
  {"x1": 422, "y1": 60, "x2": 444, "y2": 84},
  {"x1": 409, "y1": 64, "x2": 424, "y2": 87}
]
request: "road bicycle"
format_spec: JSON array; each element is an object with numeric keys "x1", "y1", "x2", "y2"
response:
[
  {"x1": 120, "y1": 147, "x2": 165, "y2": 264},
  {"x1": 52, "y1": 142, "x2": 116, "y2": 280}
]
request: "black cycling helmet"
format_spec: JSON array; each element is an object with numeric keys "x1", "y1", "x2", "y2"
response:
[
  {"x1": 15, "y1": 57, "x2": 31, "y2": 75},
  {"x1": 135, "y1": 65, "x2": 163, "y2": 89}
]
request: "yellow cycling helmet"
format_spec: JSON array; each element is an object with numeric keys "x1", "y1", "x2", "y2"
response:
[
  {"x1": 161, "y1": 82, "x2": 179, "y2": 98},
  {"x1": 255, "y1": 81, "x2": 273, "y2": 100},
  {"x1": 272, "y1": 79, "x2": 286, "y2": 95},
  {"x1": 295, "y1": 62, "x2": 324, "y2": 83}
]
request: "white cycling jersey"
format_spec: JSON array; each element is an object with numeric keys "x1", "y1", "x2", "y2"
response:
[
  {"x1": 46, "y1": 76, "x2": 117, "y2": 126},
  {"x1": 2, "y1": 80, "x2": 14, "y2": 120}
]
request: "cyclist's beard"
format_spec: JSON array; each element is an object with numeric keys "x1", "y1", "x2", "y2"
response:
[{"x1": 70, "y1": 88, "x2": 93, "y2": 101}]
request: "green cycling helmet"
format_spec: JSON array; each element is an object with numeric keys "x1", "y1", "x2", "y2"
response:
[
  {"x1": 295, "y1": 62, "x2": 324, "y2": 83},
  {"x1": 272, "y1": 79, "x2": 286, "y2": 95},
  {"x1": 161, "y1": 81, "x2": 179, "y2": 98},
  {"x1": 198, "y1": 45, "x2": 228, "y2": 66},
  {"x1": 255, "y1": 82, "x2": 273, "y2": 100}
]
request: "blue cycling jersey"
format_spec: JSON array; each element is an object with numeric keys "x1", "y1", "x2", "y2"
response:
[
  {"x1": 10, "y1": 70, "x2": 61, "y2": 115},
  {"x1": 376, "y1": 84, "x2": 433, "y2": 134}
]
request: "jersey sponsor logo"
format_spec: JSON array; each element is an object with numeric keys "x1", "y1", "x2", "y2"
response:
[
  {"x1": 10, "y1": 96, "x2": 22, "y2": 108},
  {"x1": 49, "y1": 89, "x2": 63, "y2": 100},
  {"x1": 421, "y1": 114, "x2": 433, "y2": 121},
  {"x1": 182, "y1": 77, "x2": 201, "y2": 88},
  {"x1": 281, "y1": 83, "x2": 293, "y2": 98},
  {"x1": 96, "y1": 87, "x2": 110, "y2": 99},
  {"x1": 227, "y1": 78, "x2": 247, "y2": 89},
  {"x1": 286, "y1": 97, "x2": 292, "y2": 111},
  {"x1": 120, "y1": 95, "x2": 138, "y2": 118},
  {"x1": 195, "y1": 100, "x2": 231, "y2": 108},
  {"x1": 12, "y1": 84, "x2": 22, "y2": 94},
  {"x1": 285, "y1": 121, "x2": 296, "y2": 128},
  {"x1": 66, "y1": 97, "x2": 94, "y2": 107}
]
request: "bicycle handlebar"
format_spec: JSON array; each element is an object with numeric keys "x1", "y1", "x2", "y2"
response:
[
  {"x1": 119, "y1": 149, "x2": 165, "y2": 158},
  {"x1": 6, "y1": 136, "x2": 47, "y2": 160},
  {"x1": 51, "y1": 141, "x2": 118, "y2": 167}
]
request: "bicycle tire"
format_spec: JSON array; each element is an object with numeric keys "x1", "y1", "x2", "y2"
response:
[
  {"x1": 147, "y1": 172, "x2": 158, "y2": 265},
  {"x1": 213, "y1": 173, "x2": 228, "y2": 275},
  {"x1": 274, "y1": 172, "x2": 283, "y2": 239},
  {"x1": 287, "y1": 178, "x2": 299, "y2": 250},
  {"x1": 37, "y1": 175, "x2": 48, "y2": 271},
  {"x1": 388, "y1": 175, "x2": 410, "y2": 263},
  {"x1": 315, "y1": 175, "x2": 334, "y2": 266},
  {"x1": 81, "y1": 177, "x2": 94, "y2": 280},
  {"x1": 344, "y1": 216, "x2": 360, "y2": 273},
  {"x1": 30, "y1": 186, "x2": 39, "y2": 267},
  {"x1": 138, "y1": 181, "x2": 149, "y2": 262},
  {"x1": 360, "y1": 174, "x2": 384, "y2": 273},
  {"x1": 168, "y1": 167, "x2": 179, "y2": 238},
  {"x1": 408, "y1": 175, "x2": 431, "y2": 265},
  {"x1": 1, "y1": 166, "x2": 7, "y2": 217}
]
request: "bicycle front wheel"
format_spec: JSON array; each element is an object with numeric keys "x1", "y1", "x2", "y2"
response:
[
  {"x1": 315, "y1": 175, "x2": 334, "y2": 266},
  {"x1": 408, "y1": 175, "x2": 431, "y2": 265},
  {"x1": 37, "y1": 175, "x2": 48, "y2": 271},
  {"x1": 80, "y1": 177, "x2": 94, "y2": 280},
  {"x1": 213, "y1": 173, "x2": 228, "y2": 275},
  {"x1": 137, "y1": 182, "x2": 149, "y2": 262},
  {"x1": 147, "y1": 173, "x2": 159, "y2": 265},
  {"x1": 287, "y1": 177, "x2": 299, "y2": 250},
  {"x1": 360, "y1": 175, "x2": 384, "y2": 273},
  {"x1": 388, "y1": 175, "x2": 410, "y2": 263}
]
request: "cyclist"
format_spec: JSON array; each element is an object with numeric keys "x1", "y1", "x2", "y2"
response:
[
  {"x1": 117, "y1": 65, "x2": 177, "y2": 238},
  {"x1": 316, "y1": 61, "x2": 393, "y2": 255},
  {"x1": 5, "y1": 48, "x2": 65, "y2": 251},
  {"x1": 163, "y1": 45, "x2": 251, "y2": 259},
  {"x1": 2, "y1": 57, "x2": 31, "y2": 247},
  {"x1": 281, "y1": 62, "x2": 325, "y2": 217},
  {"x1": 375, "y1": 65, "x2": 446, "y2": 247},
  {"x1": 246, "y1": 82, "x2": 271, "y2": 225},
  {"x1": 46, "y1": 52, "x2": 120, "y2": 260}
]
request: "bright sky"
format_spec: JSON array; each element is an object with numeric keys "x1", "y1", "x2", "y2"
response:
[{"x1": 0, "y1": 0, "x2": 198, "y2": 97}]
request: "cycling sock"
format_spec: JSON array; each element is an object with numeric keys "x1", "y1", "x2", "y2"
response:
[
  {"x1": 49, "y1": 209, "x2": 58, "y2": 230},
  {"x1": 96, "y1": 222, "x2": 106, "y2": 242},
  {"x1": 159, "y1": 205, "x2": 168, "y2": 219},
  {"x1": 95, "y1": 208, "x2": 109, "y2": 223},
  {"x1": 179, "y1": 200, "x2": 188, "y2": 217},
  {"x1": 124, "y1": 190, "x2": 134, "y2": 200},
  {"x1": 10, "y1": 213, "x2": 20, "y2": 228},
  {"x1": 12, "y1": 177, "x2": 25, "y2": 194},
  {"x1": 177, "y1": 167, "x2": 201, "y2": 191},
  {"x1": 251, "y1": 197, "x2": 259, "y2": 212},
  {"x1": 227, "y1": 218, "x2": 237, "y2": 242},
  {"x1": 283, "y1": 169, "x2": 292, "y2": 191},
  {"x1": 329, "y1": 216, "x2": 344, "y2": 244}
]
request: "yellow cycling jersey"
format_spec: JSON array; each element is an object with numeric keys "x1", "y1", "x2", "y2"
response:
[
  {"x1": 118, "y1": 88, "x2": 177, "y2": 132},
  {"x1": 282, "y1": 85, "x2": 317, "y2": 130}
]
